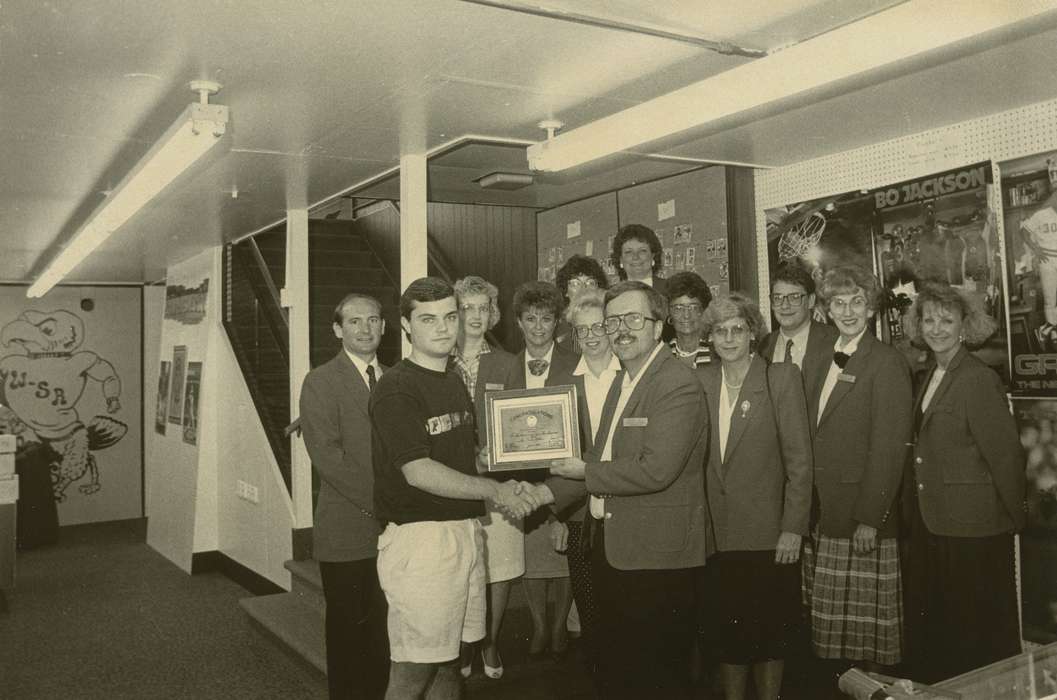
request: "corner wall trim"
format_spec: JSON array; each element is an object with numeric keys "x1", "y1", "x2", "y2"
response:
[{"x1": 191, "y1": 551, "x2": 284, "y2": 596}]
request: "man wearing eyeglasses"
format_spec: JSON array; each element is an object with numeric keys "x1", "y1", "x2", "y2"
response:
[
  {"x1": 299, "y1": 293, "x2": 390, "y2": 700},
  {"x1": 761, "y1": 262, "x2": 839, "y2": 402},
  {"x1": 527, "y1": 280, "x2": 710, "y2": 699}
]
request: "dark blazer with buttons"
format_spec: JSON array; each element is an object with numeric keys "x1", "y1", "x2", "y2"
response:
[
  {"x1": 299, "y1": 351, "x2": 383, "y2": 562},
  {"x1": 760, "y1": 320, "x2": 839, "y2": 419},
  {"x1": 464, "y1": 345, "x2": 516, "y2": 436},
  {"x1": 547, "y1": 347, "x2": 710, "y2": 570},
  {"x1": 505, "y1": 343, "x2": 580, "y2": 392},
  {"x1": 906, "y1": 346, "x2": 1025, "y2": 537},
  {"x1": 811, "y1": 331, "x2": 913, "y2": 539},
  {"x1": 700, "y1": 357, "x2": 813, "y2": 552}
]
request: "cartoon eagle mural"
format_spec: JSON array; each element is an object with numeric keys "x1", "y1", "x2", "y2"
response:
[{"x1": 0, "y1": 310, "x2": 127, "y2": 501}]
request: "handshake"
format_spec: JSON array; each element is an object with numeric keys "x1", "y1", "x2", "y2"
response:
[{"x1": 489, "y1": 481, "x2": 553, "y2": 519}]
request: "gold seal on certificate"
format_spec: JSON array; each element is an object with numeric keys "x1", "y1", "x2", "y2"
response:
[{"x1": 484, "y1": 385, "x2": 581, "y2": 471}]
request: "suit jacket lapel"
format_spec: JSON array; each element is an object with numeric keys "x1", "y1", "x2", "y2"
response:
[
  {"x1": 571, "y1": 374, "x2": 593, "y2": 451},
  {"x1": 704, "y1": 367, "x2": 724, "y2": 486},
  {"x1": 919, "y1": 346, "x2": 966, "y2": 430},
  {"x1": 508, "y1": 351, "x2": 527, "y2": 390},
  {"x1": 337, "y1": 352, "x2": 370, "y2": 416},
  {"x1": 588, "y1": 369, "x2": 624, "y2": 461},
  {"x1": 818, "y1": 332, "x2": 875, "y2": 427},
  {"x1": 722, "y1": 357, "x2": 766, "y2": 465}
]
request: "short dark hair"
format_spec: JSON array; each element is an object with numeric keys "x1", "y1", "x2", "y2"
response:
[
  {"x1": 512, "y1": 281, "x2": 563, "y2": 318},
  {"x1": 665, "y1": 271, "x2": 712, "y2": 308},
  {"x1": 771, "y1": 261, "x2": 816, "y2": 296},
  {"x1": 400, "y1": 277, "x2": 454, "y2": 320},
  {"x1": 556, "y1": 255, "x2": 608, "y2": 300},
  {"x1": 611, "y1": 224, "x2": 663, "y2": 279},
  {"x1": 333, "y1": 293, "x2": 382, "y2": 325},
  {"x1": 604, "y1": 280, "x2": 668, "y2": 320}
]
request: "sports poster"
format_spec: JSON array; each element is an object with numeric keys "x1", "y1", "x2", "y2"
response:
[{"x1": 999, "y1": 150, "x2": 1057, "y2": 396}]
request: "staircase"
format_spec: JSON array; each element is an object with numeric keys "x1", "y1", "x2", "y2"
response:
[{"x1": 239, "y1": 559, "x2": 327, "y2": 675}]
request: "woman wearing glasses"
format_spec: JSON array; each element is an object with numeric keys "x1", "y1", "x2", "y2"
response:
[
  {"x1": 665, "y1": 271, "x2": 713, "y2": 368},
  {"x1": 451, "y1": 275, "x2": 521, "y2": 679},
  {"x1": 901, "y1": 282, "x2": 1024, "y2": 682},
  {"x1": 555, "y1": 255, "x2": 609, "y2": 352},
  {"x1": 803, "y1": 265, "x2": 913, "y2": 670},
  {"x1": 698, "y1": 293, "x2": 813, "y2": 700},
  {"x1": 549, "y1": 288, "x2": 621, "y2": 674}
]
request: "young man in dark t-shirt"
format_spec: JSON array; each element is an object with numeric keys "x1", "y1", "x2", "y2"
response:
[{"x1": 370, "y1": 277, "x2": 540, "y2": 699}]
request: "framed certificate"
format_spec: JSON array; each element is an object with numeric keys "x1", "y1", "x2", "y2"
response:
[{"x1": 484, "y1": 385, "x2": 581, "y2": 472}]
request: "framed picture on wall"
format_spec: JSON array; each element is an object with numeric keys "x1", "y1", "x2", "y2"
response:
[
  {"x1": 155, "y1": 361, "x2": 171, "y2": 434},
  {"x1": 182, "y1": 362, "x2": 202, "y2": 445},
  {"x1": 168, "y1": 346, "x2": 187, "y2": 425}
]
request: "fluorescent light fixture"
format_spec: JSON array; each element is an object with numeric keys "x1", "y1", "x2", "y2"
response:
[
  {"x1": 28, "y1": 88, "x2": 229, "y2": 297},
  {"x1": 527, "y1": 0, "x2": 1057, "y2": 172},
  {"x1": 474, "y1": 171, "x2": 534, "y2": 190}
]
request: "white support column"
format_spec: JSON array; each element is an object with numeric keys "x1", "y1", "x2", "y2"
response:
[
  {"x1": 285, "y1": 209, "x2": 313, "y2": 530},
  {"x1": 399, "y1": 152, "x2": 429, "y2": 358}
]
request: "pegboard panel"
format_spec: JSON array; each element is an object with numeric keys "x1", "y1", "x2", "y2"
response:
[{"x1": 754, "y1": 96, "x2": 1057, "y2": 312}]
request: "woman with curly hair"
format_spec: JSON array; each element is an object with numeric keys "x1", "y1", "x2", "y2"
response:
[
  {"x1": 802, "y1": 265, "x2": 913, "y2": 671},
  {"x1": 610, "y1": 224, "x2": 667, "y2": 295},
  {"x1": 554, "y1": 254, "x2": 608, "y2": 352},
  {"x1": 901, "y1": 281, "x2": 1025, "y2": 682}
]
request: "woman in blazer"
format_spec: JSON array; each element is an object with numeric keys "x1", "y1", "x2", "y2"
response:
[
  {"x1": 901, "y1": 282, "x2": 1025, "y2": 682},
  {"x1": 451, "y1": 275, "x2": 520, "y2": 679},
  {"x1": 804, "y1": 265, "x2": 913, "y2": 669},
  {"x1": 699, "y1": 293, "x2": 813, "y2": 700}
]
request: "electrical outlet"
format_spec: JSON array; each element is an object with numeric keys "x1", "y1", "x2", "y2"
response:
[
  {"x1": 245, "y1": 483, "x2": 259, "y2": 504},
  {"x1": 236, "y1": 480, "x2": 246, "y2": 499}
]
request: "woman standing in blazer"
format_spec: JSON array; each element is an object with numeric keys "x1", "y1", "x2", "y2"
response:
[
  {"x1": 699, "y1": 293, "x2": 813, "y2": 700},
  {"x1": 451, "y1": 275, "x2": 520, "y2": 680},
  {"x1": 902, "y1": 282, "x2": 1025, "y2": 682},
  {"x1": 803, "y1": 265, "x2": 913, "y2": 669}
]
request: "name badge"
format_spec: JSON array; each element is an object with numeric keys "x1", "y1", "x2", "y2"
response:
[
  {"x1": 623, "y1": 417, "x2": 648, "y2": 427},
  {"x1": 838, "y1": 373, "x2": 856, "y2": 384},
  {"x1": 485, "y1": 383, "x2": 505, "y2": 390}
]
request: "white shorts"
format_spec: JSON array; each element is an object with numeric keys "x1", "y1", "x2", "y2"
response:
[{"x1": 376, "y1": 519, "x2": 487, "y2": 663}]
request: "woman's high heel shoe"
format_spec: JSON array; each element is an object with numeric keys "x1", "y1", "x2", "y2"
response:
[{"x1": 481, "y1": 648, "x2": 504, "y2": 679}]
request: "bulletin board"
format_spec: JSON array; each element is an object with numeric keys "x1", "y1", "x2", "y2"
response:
[{"x1": 536, "y1": 167, "x2": 732, "y2": 297}]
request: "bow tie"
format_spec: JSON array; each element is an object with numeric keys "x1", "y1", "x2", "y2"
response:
[
  {"x1": 833, "y1": 351, "x2": 851, "y2": 369},
  {"x1": 528, "y1": 358, "x2": 550, "y2": 376}
]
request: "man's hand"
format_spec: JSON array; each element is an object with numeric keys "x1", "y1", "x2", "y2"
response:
[
  {"x1": 774, "y1": 532, "x2": 802, "y2": 564},
  {"x1": 852, "y1": 523, "x2": 877, "y2": 554},
  {"x1": 550, "y1": 520, "x2": 569, "y2": 553},
  {"x1": 490, "y1": 480, "x2": 537, "y2": 519},
  {"x1": 550, "y1": 457, "x2": 586, "y2": 480}
]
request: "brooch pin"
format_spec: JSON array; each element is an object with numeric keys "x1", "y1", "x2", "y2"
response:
[{"x1": 740, "y1": 400, "x2": 751, "y2": 418}]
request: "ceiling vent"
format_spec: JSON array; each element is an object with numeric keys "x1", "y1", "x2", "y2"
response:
[{"x1": 474, "y1": 171, "x2": 534, "y2": 190}]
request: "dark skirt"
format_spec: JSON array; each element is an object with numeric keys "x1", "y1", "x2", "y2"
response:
[
  {"x1": 902, "y1": 500, "x2": 1021, "y2": 683},
  {"x1": 701, "y1": 549, "x2": 801, "y2": 665}
]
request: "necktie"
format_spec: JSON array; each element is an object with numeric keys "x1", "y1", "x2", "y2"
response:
[
  {"x1": 833, "y1": 351, "x2": 851, "y2": 369},
  {"x1": 366, "y1": 365, "x2": 377, "y2": 392},
  {"x1": 784, "y1": 338, "x2": 795, "y2": 364},
  {"x1": 528, "y1": 358, "x2": 549, "y2": 376}
]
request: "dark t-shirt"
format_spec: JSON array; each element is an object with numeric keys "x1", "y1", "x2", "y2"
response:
[{"x1": 370, "y1": 358, "x2": 484, "y2": 524}]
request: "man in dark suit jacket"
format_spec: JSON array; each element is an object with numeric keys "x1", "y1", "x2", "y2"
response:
[
  {"x1": 299, "y1": 293, "x2": 389, "y2": 700},
  {"x1": 537, "y1": 281, "x2": 709, "y2": 699},
  {"x1": 761, "y1": 262, "x2": 839, "y2": 404}
]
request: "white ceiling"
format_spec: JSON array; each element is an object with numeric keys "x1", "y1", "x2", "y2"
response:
[{"x1": 2, "y1": 0, "x2": 1052, "y2": 286}]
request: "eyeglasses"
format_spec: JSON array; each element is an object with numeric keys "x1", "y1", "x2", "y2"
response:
[
  {"x1": 459, "y1": 303, "x2": 490, "y2": 315},
  {"x1": 770, "y1": 292, "x2": 806, "y2": 308},
  {"x1": 567, "y1": 277, "x2": 599, "y2": 290},
  {"x1": 574, "y1": 322, "x2": 608, "y2": 339},
  {"x1": 603, "y1": 312, "x2": 658, "y2": 334},
  {"x1": 830, "y1": 296, "x2": 868, "y2": 313},
  {"x1": 709, "y1": 324, "x2": 749, "y2": 340},
  {"x1": 670, "y1": 303, "x2": 703, "y2": 316}
]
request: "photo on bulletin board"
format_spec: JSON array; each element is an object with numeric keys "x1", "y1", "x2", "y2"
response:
[
  {"x1": 1000, "y1": 150, "x2": 1057, "y2": 396},
  {"x1": 155, "y1": 361, "x2": 170, "y2": 434},
  {"x1": 1014, "y1": 398, "x2": 1057, "y2": 644},
  {"x1": 182, "y1": 362, "x2": 202, "y2": 446},
  {"x1": 168, "y1": 346, "x2": 187, "y2": 425}
]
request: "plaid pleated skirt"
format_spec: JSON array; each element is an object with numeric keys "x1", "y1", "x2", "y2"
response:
[{"x1": 801, "y1": 534, "x2": 903, "y2": 665}]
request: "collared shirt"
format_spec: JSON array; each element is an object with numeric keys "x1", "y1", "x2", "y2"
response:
[
  {"x1": 572, "y1": 353, "x2": 622, "y2": 439},
  {"x1": 524, "y1": 343, "x2": 555, "y2": 389},
  {"x1": 590, "y1": 341, "x2": 666, "y2": 519},
  {"x1": 669, "y1": 337, "x2": 712, "y2": 367},
  {"x1": 816, "y1": 328, "x2": 868, "y2": 425},
  {"x1": 344, "y1": 349, "x2": 382, "y2": 390},
  {"x1": 771, "y1": 321, "x2": 811, "y2": 369},
  {"x1": 718, "y1": 372, "x2": 737, "y2": 461},
  {"x1": 451, "y1": 342, "x2": 492, "y2": 398},
  {"x1": 922, "y1": 367, "x2": 946, "y2": 411}
]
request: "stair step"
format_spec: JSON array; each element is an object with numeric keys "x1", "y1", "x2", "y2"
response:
[
  {"x1": 240, "y1": 593, "x2": 326, "y2": 674},
  {"x1": 284, "y1": 560, "x2": 325, "y2": 613}
]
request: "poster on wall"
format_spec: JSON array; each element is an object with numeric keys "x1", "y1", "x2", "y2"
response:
[
  {"x1": 168, "y1": 346, "x2": 187, "y2": 425},
  {"x1": 999, "y1": 150, "x2": 1057, "y2": 395},
  {"x1": 1015, "y1": 398, "x2": 1057, "y2": 643},
  {"x1": 181, "y1": 362, "x2": 201, "y2": 446},
  {"x1": 164, "y1": 279, "x2": 209, "y2": 325},
  {"x1": 155, "y1": 361, "x2": 170, "y2": 434}
]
